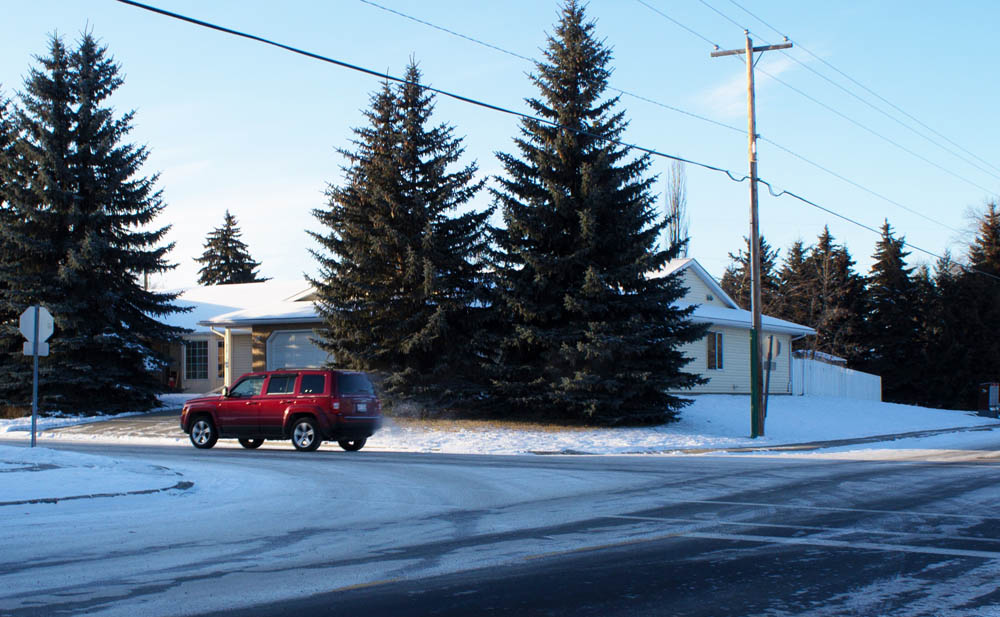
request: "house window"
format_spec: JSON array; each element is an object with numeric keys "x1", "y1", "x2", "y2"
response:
[
  {"x1": 217, "y1": 340, "x2": 225, "y2": 379},
  {"x1": 707, "y1": 332, "x2": 723, "y2": 370},
  {"x1": 185, "y1": 340, "x2": 208, "y2": 380}
]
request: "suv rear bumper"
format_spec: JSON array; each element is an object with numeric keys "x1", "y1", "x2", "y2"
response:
[{"x1": 329, "y1": 416, "x2": 382, "y2": 440}]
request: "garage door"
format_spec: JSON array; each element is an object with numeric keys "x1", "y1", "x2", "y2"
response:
[{"x1": 266, "y1": 330, "x2": 331, "y2": 370}]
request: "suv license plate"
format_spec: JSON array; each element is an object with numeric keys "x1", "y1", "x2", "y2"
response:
[{"x1": 357, "y1": 403, "x2": 367, "y2": 412}]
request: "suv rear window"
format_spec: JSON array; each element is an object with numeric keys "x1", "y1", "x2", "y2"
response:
[
  {"x1": 299, "y1": 374, "x2": 326, "y2": 395},
  {"x1": 338, "y1": 373, "x2": 374, "y2": 395}
]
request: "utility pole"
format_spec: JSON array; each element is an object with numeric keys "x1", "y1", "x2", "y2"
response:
[{"x1": 711, "y1": 31, "x2": 791, "y2": 438}]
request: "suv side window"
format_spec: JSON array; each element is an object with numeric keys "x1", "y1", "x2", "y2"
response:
[
  {"x1": 230, "y1": 375, "x2": 265, "y2": 398},
  {"x1": 299, "y1": 374, "x2": 326, "y2": 395},
  {"x1": 266, "y1": 374, "x2": 296, "y2": 394}
]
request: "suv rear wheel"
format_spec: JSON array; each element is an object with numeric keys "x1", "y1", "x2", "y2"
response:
[
  {"x1": 291, "y1": 418, "x2": 321, "y2": 452},
  {"x1": 189, "y1": 417, "x2": 218, "y2": 449},
  {"x1": 238, "y1": 437, "x2": 264, "y2": 449},
  {"x1": 338, "y1": 438, "x2": 366, "y2": 452}
]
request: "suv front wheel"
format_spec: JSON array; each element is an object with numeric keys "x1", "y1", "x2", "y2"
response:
[
  {"x1": 291, "y1": 418, "x2": 321, "y2": 452},
  {"x1": 189, "y1": 417, "x2": 218, "y2": 449}
]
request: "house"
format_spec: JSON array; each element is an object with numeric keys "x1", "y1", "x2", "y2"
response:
[
  {"x1": 167, "y1": 258, "x2": 814, "y2": 395},
  {"x1": 167, "y1": 281, "x2": 325, "y2": 393},
  {"x1": 657, "y1": 258, "x2": 814, "y2": 394}
]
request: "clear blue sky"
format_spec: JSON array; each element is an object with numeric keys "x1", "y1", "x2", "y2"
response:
[{"x1": 2, "y1": 0, "x2": 997, "y2": 289}]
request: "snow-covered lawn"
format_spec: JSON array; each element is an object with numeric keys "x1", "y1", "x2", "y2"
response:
[{"x1": 1, "y1": 393, "x2": 996, "y2": 455}]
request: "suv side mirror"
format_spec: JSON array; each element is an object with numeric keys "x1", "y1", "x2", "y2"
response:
[{"x1": 221, "y1": 386, "x2": 230, "y2": 397}]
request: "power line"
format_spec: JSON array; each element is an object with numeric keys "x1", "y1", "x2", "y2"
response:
[
  {"x1": 726, "y1": 0, "x2": 1000, "y2": 178},
  {"x1": 697, "y1": 0, "x2": 1000, "y2": 185},
  {"x1": 112, "y1": 1, "x2": 746, "y2": 180},
  {"x1": 758, "y1": 136, "x2": 962, "y2": 234},
  {"x1": 362, "y1": 0, "x2": 974, "y2": 237},
  {"x1": 694, "y1": 0, "x2": 999, "y2": 195},
  {"x1": 114, "y1": 0, "x2": 999, "y2": 282},
  {"x1": 359, "y1": 0, "x2": 746, "y2": 136},
  {"x1": 636, "y1": 0, "x2": 990, "y2": 233}
]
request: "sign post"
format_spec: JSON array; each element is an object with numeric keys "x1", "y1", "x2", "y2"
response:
[{"x1": 19, "y1": 306, "x2": 53, "y2": 447}]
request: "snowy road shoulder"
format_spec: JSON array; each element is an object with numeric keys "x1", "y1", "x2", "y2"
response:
[{"x1": 0, "y1": 444, "x2": 190, "y2": 504}]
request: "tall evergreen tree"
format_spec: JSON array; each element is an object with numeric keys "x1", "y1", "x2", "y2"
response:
[
  {"x1": 194, "y1": 210, "x2": 267, "y2": 285},
  {"x1": 0, "y1": 34, "x2": 185, "y2": 413},
  {"x1": 310, "y1": 62, "x2": 490, "y2": 403},
  {"x1": 774, "y1": 239, "x2": 813, "y2": 341},
  {"x1": 489, "y1": 1, "x2": 706, "y2": 425},
  {"x1": 969, "y1": 201, "x2": 1000, "y2": 275},
  {"x1": 858, "y1": 221, "x2": 919, "y2": 403},
  {"x1": 802, "y1": 227, "x2": 865, "y2": 363},
  {"x1": 946, "y1": 203, "x2": 1000, "y2": 407},
  {"x1": 719, "y1": 235, "x2": 780, "y2": 314},
  {"x1": 0, "y1": 89, "x2": 18, "y2": 333}
]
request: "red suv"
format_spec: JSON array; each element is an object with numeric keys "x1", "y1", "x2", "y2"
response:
[{"x1": 180, "y1": 369, "x2": 382, "y2": 452}]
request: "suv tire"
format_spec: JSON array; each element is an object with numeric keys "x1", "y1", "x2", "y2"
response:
[
  {"x1": 338, "y1": 438, "x2": 366, "y2": 452},
  {"x1": 238, "y1": 437, "x2": 264, "y2": 449},
  {"x1": 190, "y1": 417, "x2": 218, "y2": 449},
  {"x1": 291, "y1": 418, "x2": 321, "y2": 452}
]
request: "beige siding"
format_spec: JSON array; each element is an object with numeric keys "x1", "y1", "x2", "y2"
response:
[
  {"x1": 179, "y1": 335, "x2": 218, "y2": 394},
  {"x1": 678, "y1": 328, "x2": 792, "y2": 394},
  {"x1": 231, "y1": 334, "x2": 253, "y2": 382},
  {"x1": 678, "y1": 269, "x2": 729, "y2": 307}
]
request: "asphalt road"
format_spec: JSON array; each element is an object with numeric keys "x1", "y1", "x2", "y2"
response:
[{"x1": 7, "y1": 442, "x2": 1000, "y2": 617}]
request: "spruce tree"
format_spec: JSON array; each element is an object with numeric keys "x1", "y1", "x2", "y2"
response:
[
  {"x1": 0, "y1": 34, "x2": 185, "y2": 414},
  {"x1": 858, "y1": 221, "x2": 918, "y2": 403},
  {"x1": 719, "y1": 235, "x2": 780, "y2": 313},
  {"x1": 489, "y1": 1, "x2": 706, "y2": 425},
  {"x1": 194, "y1": 210, "x2": 268, "y2": 285},
  {"x1": 969, "y1": 201, "x2": 1000, "y2": 275},
  {"x1": 802, "y1": 227, "x2": 865, "y2": 363},
  {"x1": 775, "y1": 239, "x2": 813, "y2": 342},
  {"x1": 310, "y1": 62, "x2": 490, "y2": 403},
  {"x1": 947, "y1": 203, "x2": 1000, "y2": 407}
]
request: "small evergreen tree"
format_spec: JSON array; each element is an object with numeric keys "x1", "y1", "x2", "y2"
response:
[
  {"x1": 489, "y1": 1, "x2": 706, "y2": 425},
  {"x1": 0, "y1": 33, "x2": 185, "y2": 413},
  {"x1": 310, "y1": 62, "x2": 490, "y2": 403},
  {"x1": 858, "y1": 221, "x2": 918, "y2": 403},
  {"x1": 194, "y1": 210, "x2": 268, "y2": 285},
  {"x1": 719, "y1": 235, "x2": 780, "y2": 313}
]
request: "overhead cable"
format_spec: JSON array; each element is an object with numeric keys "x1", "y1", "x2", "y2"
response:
[
  {"x1": 114, "y1": 0, "x2": 1000, "y2": 282},
  {"x1": 726, "y1": 0, "x2": 1000, "y2": 177}
]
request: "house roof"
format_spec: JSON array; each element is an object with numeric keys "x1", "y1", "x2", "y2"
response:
[
  {"x1": 652, "y1": 258, "x2": 740, "y2": 310},
  {"x1": 169, "y1": 280, "x2": 313, "y2": 332},
  {"x1": 202, "y1": 299, "x2": 321, "y2": 328},
  {"x1": 687, "y1": 304, "x2": 815, "y2": 336},
  {"x1": 179, "y1": 258, "x2": 815, "y2": 336},
  {"x1": 658, "y1": 257, "x2": 814, "y2": 336}
]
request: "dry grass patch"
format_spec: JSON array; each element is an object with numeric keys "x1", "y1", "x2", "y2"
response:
[{"x1": 0, "y1": 406, "x2": 30, "y2": 420}]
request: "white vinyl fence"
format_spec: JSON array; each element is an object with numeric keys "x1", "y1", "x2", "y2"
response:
[{"x1": 791, "y1": 357, "x2": 882, "y2": 401}]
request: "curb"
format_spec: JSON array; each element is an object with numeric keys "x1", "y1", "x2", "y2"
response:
[
  {"x1": 530, "y1": 423, "x2": 1000, "y2": 456},
  {"x1": 0, "y1": 480, "x2": 194, "y2": 507}
]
